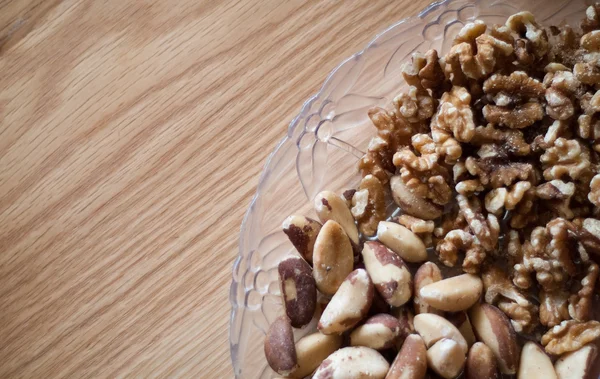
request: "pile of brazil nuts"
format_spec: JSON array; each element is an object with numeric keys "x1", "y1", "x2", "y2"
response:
[{"x1": 264, "y1": 6, "x2": 600, "y2": 379}]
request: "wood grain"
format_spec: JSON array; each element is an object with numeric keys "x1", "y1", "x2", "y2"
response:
[{"x1": 0, "y1": 0, "x2": 430, "y2": 377}]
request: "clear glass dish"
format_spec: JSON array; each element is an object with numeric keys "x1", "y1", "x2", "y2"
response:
[{"x1": 229, "y1": 0, "x2": 588, "y2": 377}]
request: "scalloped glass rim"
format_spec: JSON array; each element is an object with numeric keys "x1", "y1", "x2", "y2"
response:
[{"x1": 229, "y1": 0, "x2": 587, "y2": 377}]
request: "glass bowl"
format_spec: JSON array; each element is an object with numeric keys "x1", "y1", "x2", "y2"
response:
[{"x1": 229, "y1": 0, "x2": 589, "y2": 377}]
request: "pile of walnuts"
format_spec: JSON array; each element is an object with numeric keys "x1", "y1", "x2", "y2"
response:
[{"x1": 357, "y1": 8, "x2": 600, "y2": 351}]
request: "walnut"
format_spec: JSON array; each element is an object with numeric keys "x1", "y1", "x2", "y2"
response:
[
  {"x1": 393, "y1": 134, "x2": 439, "y2": 172},
  {"x1": 580, "y1": 90, "x2": 600, "y2": 115},
  {"x1": 436, "y1": 229, "x2": 470, "y2": 267},
  {"x1": 579, "y1": 93, "x2": 600, "y2": 153},
  {"x1": 457, "y1": 194, "x2": 499, "y2": 252},
  {"x1": 514, "y1": 38, "x2": 535, "y2": 66},
  {"x1": 541, "y1": 320, "x2": 600, "y2": 355},
  {"x1": 482, "y1": 72, "x2": 545, "y2": 129},
  {"x1": 431, "y1": 130, "x2": 462, "y2": 164},
  {"x1": 402, "y1": 50, "x2": 446, "y2": 92},
  {"x1": 573, "y1": 59, "x2": 600, "y2": 85},
  {"x1": 359, "y1": 136, "x2": 395, "y2": 184},
  {"x1": 509, "y1": 188, "x2": 537, "y2": 229},
  {"x1": 448, "y1": 21, "x2": 513, "y2": 81},
  {"x1": 431, "y1": 86, "x2": 476, "y2": 143},
  {"x1": 399, "y1": 167, "x2": 452, "y2": 207},
  {"x1": 360, "y1": 105, "x2": 422, "y2": 183},
  {"x1": 574, "y1": 218, "x2": 600, "y2": 257},
  {"x1": 402, "y1": 52, "x2": 427, "y2": 87},
  {"x1": 351, "y1": 189, "x2": 368, "y2": 217},
  {"x1": 577, "y1": 115, "x2": 600, "y2": 152},
  {"x1": 536, "y1": 180, "x2": 576, "y2": 219},
  {"x1": 462, "y1": 243, "x2": 487, "y2": 274},
  {"x1": 470, "y1": 124, "x2": 530, "y2": 156},
  {"x1": 548, "y1": 25, "x2": 582, "y2": 67},
  {"x1": 420, "y1": 49, "x2": 446, "y2": 91},
  {"x1": 352, "y1": 175, "x2": 386, "y2": 237},
  {"x1": 445, "y1": 34, "x2": 513, "y2": 81},
  {"x1": 394, "y1": 86, "x2": 435, "y2": 123},
  {"x1": 483, "y1": 102, "x2": 544, "y2": 129},
  {"x1": 434, "y1": 208, "x2": 467, "y2": 240},
  {"x1": 581, "y1": 30, "x2": 600, "y2": 52},
  {"x1": 543, "y1": 68, "x2": 581, "y2": 95},
  {"x1": 573, "y1": 34, "x2": 600, "y2": 85},
  {"x1": 482, "y1": 265, "x2": 539, "y2": 333},
  {"x1": 453, "y1": 160, "x2": 468, "y2": 182},
  {"x1": 532, "y1": 120, "x2": 570, "y2": 151},
  {"x1": 393, "y1": 134, "x2": 453, "y2": 207},
  {"x1": 395, "y1": 214, "x2": 434, "y2": 234},
  {"x1": 540, "y1": 138, "x2": 592, "y2": 181},
  {"x1": 490, "y1": 24, "x2": 515, "y2": 44},
  {"x1": 522, "y1": 219, "x2": 578, "y2": 292},
  {"x1": 368, "y1": 107, "x2": 414, "y2": 150},
  {"x1": 568, "y1": 262, "x2": 600, "y2": 321},
  {"x1": 544, "y1": 70, "x2": 581, "y2": 120},
  {"x1": 582, "y1": 4, "x2": 600, "y2": 33},
  {"x1": 454, "y1": 20, "x2": 487, "y2": 45},
  {"x1": 539, "y1": 290, "x2": 571, "y2": 327},
  {"x1": 589, "y1": 174, "x2": 600, "y2": 206},
  {"x1": 545, "y1": 62, "x2": 569, "y2": 73},
  {"x1": 506, "y1": 11, "x2": 549, "y2": 58},
  {"x1": 455, "y1": 179, "x2": 484, "y2": 195},
  {"x1": 582, "y1": 217, "x2": 600, "y2": 239},
  {"x1": 484, "y1": 181, "x2": 532, "y2": 216},
  {"x1": 435, "y1": 229, "x2": 486, "y2": 271},
  {"x1": 465, "y1": 156, "x2": 534, "y2": 188},
  {"x1": 506, "y1": 230, "x2": 534, "y2": 289},
  {"x1": 395, "y1": 214, "x2": 434, "y2": 247},
  {"x1": 483, "y1": 70, "x2": 545, "y2": 98}
]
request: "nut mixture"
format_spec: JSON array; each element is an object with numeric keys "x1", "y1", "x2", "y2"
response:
[{"x1": 265, "y1": 7, "x2": 600, "y2": 379}]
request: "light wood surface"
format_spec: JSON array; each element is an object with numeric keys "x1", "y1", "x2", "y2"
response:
[{"x1": 0, "y1": 0, "x2": 430, "y2": 377}]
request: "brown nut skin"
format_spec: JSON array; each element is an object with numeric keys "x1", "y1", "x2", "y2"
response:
[
  {"x1": 278, "y1": 257, "x2": 317, "y2": 328},
  {"x1": 517, "y1": 341, "x2": 557, "y2": 379},
  {"x1": 413, "y1": 313, "x2": 468, "y2": 354},
  {"x1": 350, "y1": 313, "x2": 401, "y2": 350},
  {"x1": 413, "y1": 262, "x2": 444, "y2": 316},
  {"x1": 282, "y1": 215, "x2": 322, "y2": 263},
  {"x1": 466, "y1": 342, "x2": 498, "y2": 379},
  {"x1": 318, "y1": 269, "x2": 374, "y2": 334},
  {"x1": 290, "y1": 333, "x2": 342, "y2": 379},
  {"x1": 419, "y1": 274, "x2": 482, "y2": 312},
  {"x1": 469, "y1": 303, "x2": 520, "y2": 375},
  {"x1": 264, "y1": 316, "x2": 298, "y2": 376},
  {"x1": 313, "y1": 220, "x2": 354, "y2": 295},
  {"x1": 377, "y1": 221, "x2": 428, "y2": 263},
  {"x1": 555, "y1": 344, "x2": 599, "y2": 379},
  {"x1": 313, "y1": 346, "x2": 390, "y2": 379},
  {"x1": 362, "y1": 241, "x2": 413, "y2": 307},
  {"x1": 427, "y1": 338, "x2": 467, "y2": 379},
  {"x1": 385, "y1": 334, "x2": 427, "y2": 379},
  {"x1": 314, "y1": 191, "x2": 359, "y2": 245}
]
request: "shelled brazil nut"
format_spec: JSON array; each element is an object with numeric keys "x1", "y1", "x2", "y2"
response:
[
  {"x1": 278, "y1": 257, "x2": 316, "y2": 328},
  {"x1": 362, "y1": 241, "x2": 412, "y2": 307},
  {"x1": 312, "y1": 346, "x2": 390, "y2": 379},
  {"x1": 312, "y1": 220, "x2": 354, "y2": 296},
  {"x1": 318, "y1": 269, "x2": 373, "y2": 334}
]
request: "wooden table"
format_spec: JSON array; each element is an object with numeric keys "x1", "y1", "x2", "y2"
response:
[{"x1": 0, "y1": 0, "x2": 430, "y2": 377}]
